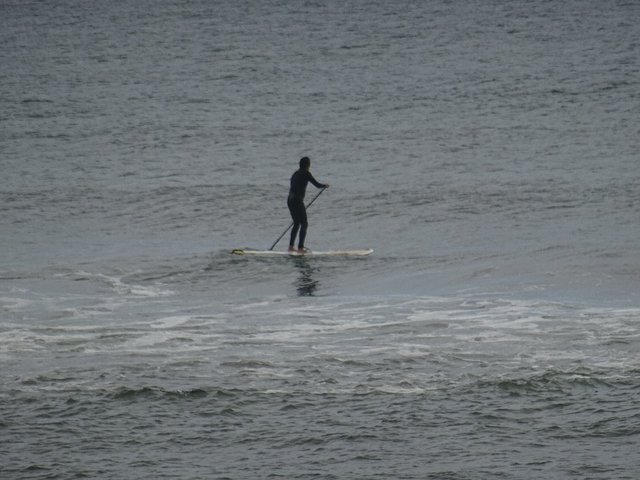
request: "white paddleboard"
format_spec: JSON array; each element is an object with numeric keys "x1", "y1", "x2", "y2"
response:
[{"x1": 231, "y1": 248, "x2": 373, "y2": 257}]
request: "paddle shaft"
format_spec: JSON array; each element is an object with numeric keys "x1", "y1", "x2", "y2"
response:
[{"x1": 269, "y1": 188, "x2": 326, "y2": 251}]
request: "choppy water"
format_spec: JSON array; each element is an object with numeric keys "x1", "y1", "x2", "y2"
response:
[{"x1": 2, "y1": 0, "x2": 639, "y2": 478}]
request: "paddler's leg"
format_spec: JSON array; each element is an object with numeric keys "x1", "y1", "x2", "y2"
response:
[
  {"x1": 288, "y1": 197, "x2": 303, "y2": 251},
  {"x1": 297, "y1": 207, "x2": 308, "y2": 252}
]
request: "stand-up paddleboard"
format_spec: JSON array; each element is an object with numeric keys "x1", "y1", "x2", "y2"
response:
[
  {"x1": 231, "y1": 248, "x2": 373, "y2": 257},
  {"x1": 235, "y1": 188, "x2": 372, "y2": 257}
]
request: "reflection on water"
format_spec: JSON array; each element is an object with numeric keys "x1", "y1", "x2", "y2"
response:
[{"x1": 293, "y1": 257, "x2": 318, "y2": 296}]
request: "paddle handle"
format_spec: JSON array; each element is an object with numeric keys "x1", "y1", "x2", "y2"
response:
[{"x1": 269, "y1": 187, "x2": 326, "y2": 251}]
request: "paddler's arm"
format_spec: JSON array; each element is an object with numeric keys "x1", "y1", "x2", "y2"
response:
[{"x1": 307, "y1": 171, "x2": 329, "y2": 189}]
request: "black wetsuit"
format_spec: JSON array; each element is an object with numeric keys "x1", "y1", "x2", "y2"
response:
[{"x1": 288, "y1": 169, "x2": 326, "y2": 249}]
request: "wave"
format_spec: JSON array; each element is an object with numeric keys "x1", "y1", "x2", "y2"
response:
[
  {"x1": 109, "y1": 386, "x2": 210, "y2": 401},
  {"x1": 475, "y1": 367, "x2": 638, "y2": 396}
]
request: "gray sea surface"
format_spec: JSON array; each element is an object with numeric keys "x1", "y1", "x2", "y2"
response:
[{"x1": 1, "y1": 0, "x2": 639, "y2": 479}]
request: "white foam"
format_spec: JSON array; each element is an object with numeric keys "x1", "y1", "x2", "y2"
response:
[
  {"x1": 0, "y1": 296, "x2": 33, "y2": 310},
  {"x1": 77, "y1": 271, "x2": 175, "y2": 297},
  {"x1": 149, "y1": 316, "x2": 192, "y2": 329}
]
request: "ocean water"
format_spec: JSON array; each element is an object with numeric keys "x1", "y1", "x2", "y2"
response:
[{"x1": 1, "y1": 0, "x2": 639, "y2": 478}]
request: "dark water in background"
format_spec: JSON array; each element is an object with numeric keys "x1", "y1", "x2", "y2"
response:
[{"x1": 1, "y1": 0, "x2": 639, "y2": 478}]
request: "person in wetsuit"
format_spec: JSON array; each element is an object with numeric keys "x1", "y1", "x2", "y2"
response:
[{"x1": 288, "y1": 156, "x2": 329, "y2": 253}]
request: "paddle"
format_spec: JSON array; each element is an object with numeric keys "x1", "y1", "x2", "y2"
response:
[{"x1": 269, "y1": 187, "x2": 327, "y2": 251}]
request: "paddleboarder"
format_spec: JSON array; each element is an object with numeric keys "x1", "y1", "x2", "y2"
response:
[{"x1": 288, "y1": 156, "x2": 329, "y2": 253}]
